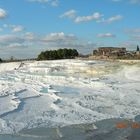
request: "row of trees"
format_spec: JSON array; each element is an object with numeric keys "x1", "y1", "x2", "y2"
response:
[{"x1": 37, "y1": 48, "x2": 79, "y2": 61}]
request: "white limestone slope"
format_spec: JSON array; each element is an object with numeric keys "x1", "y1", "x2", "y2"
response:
[
  {"x1": 0, "y1": 62, "x2": 20, "y2": 73},
  {"x1": 0, "y1": 60, "x2": 140, "y2": 134}
]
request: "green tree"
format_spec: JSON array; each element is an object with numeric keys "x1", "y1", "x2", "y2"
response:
[
  {"x1": 37, "y1": 48, "x2": 79, "y2": 61},
  {"x1": 37, "y1": 51, "x2": 47, "y2": 60}
]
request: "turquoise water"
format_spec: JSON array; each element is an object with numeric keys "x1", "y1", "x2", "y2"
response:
[{"x1": 40, "y1": 87, "x2": 48, "y2": 93}]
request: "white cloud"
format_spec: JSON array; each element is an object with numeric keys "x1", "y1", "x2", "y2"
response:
[
  {"x1": 97, "y1": 33, "x2": 116, "y2": 38},
  {"x1": 6, "y1": 43, "x2": 26, "y2": 49},
  {"x1": 112, "y1": 0, "x2": 140, "y2": 4},
  {"x1": 98, "y1": 15, "x2": 123, "y2": 24},
  {"x1": 3, "y1": 24, "x2": 25, "y2": 32},
  {"x1": 0, "y1": 8, "x2": 7, "y2": 19},
  {"x1": 112, "y1": 0, "x2": 122, "y2": 2},
  {"x1": 0, "y1": 32, "x2": 97, "y2": 58},
  {"x1": 60, "y1": 10, "x2": 77, "y2": 19},
  {"x1": 51, "y1": 0, "x2": 59, "y2": 6},
  {"x1": 12, "y1": 25, "x2": 24, "y2": 32},
  {"x1": 28, "y1": 0, "x2": 59, "y2": 6},
  {"x1": 28, "y1": 0, "x2": 49, "y2": 3},
  {"x1": 129, "y1": 0, "x2": 140, "y2": 3},
  {"x1": 24, "y1": 32, "x2": 36, "y2": 40},
  {"x1": 0, "y1": 35, "x2": 24, "y2": 46},
  {"x1": 0, "y1": 35, "x2": 20, "y2": 42},
  {"x1": 74, "y1": 12, "x2": 102, "y2": 23},
  {"x1": 125, "y1": 28, "x2": 140, "y2": 33},
  {"x1": 60, "y1": 10, "x2": 123, "y2": 24},
  {"x1": 0, "y1": 32, "x2": 78, "y2": 48},
  {"x1": 42, "y1": 32, "x2": 77, "y2": 43},
  {"x1": 107, "y1": 15, "x2": 123, "y2": 23}
]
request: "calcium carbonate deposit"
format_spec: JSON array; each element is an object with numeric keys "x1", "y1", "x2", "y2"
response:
[{"x1": 0, "y1": 59, "x2": 140, "y2": 135}]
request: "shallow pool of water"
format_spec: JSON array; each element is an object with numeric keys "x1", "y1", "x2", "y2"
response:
[{"x1": 40, "y1": 87, "x2": 48, "y2": 93}]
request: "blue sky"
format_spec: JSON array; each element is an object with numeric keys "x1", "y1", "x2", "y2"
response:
[{"x1": 0, "y1": 0, "x2": 140, "y2": 58}]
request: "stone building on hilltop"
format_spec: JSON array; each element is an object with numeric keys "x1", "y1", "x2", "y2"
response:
[{"x1": 93, "y1": 47, "x2": 126, "y2": 57}]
